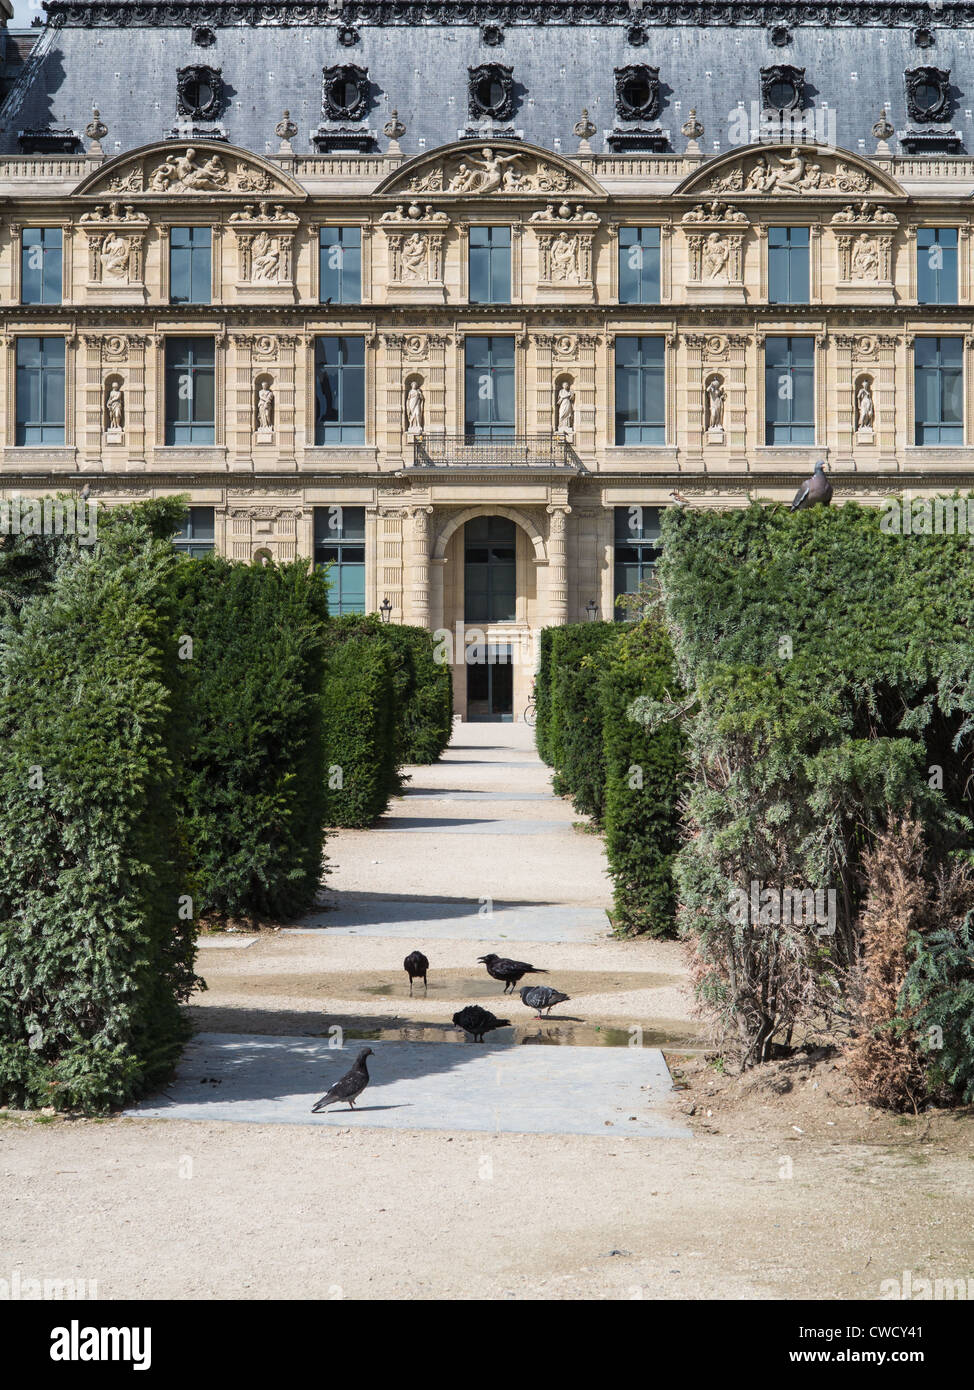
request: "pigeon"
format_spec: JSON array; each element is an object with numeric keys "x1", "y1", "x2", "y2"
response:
[
  {"x1": 403, "y1": 950, "x2": 429, "y2": 994},
  {"x1": 789, "y1": 460, "x2": 833, "y2": 511},
  {"x1": 519, "y1": 985, "x2": 571, "y2": 1018},
  {"x1": 477, "y1": 953, "x2": 547, "y2": 993},
  {"x1": 311, "y1": 1047, "x2": 373, "y2": 1112},
  {"x1": 452, "y1": 1006, "x2": 510, "y2": 1043}
]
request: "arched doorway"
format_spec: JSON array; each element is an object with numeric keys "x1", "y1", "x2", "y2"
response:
[{"x1": 464, "y1": 515, "x2": 516, "y2": 720}]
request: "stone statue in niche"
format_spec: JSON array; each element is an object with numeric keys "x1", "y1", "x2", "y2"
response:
[
  {"x1": 556, "y1": 382, "x2": 575, "y2": 435},
  {"x1": 400, "y1": 232, "x2": 428, "y2": 280},
  {"x1": 703, "y1": 233, "x2": 730, "y2": 280},
  {"x1": 405, "y1": 381, "x2": 425, "y2": 433},
  {"x1": 251, "y1": 231, "x2": 281, "y2": 282},
  {"x1": 256, "y1": 385, "x2": 275, "y2": 433},
  {"x1": 105, "y1": 382, "x2": 124, "y2": 433},
  {"x1": 550, "y1": 231, "x2": 579, "y2": 281},
  {"x1": 856, "y1": 379, "x2": 875, "y2": 432},
  {"x1": 851, "y1": 235, "x2": 880, "y2": 280},
  {"x1": 705, "y1": 376, "x2": 726, "y2": 432},
  {"x1": 100, "y1": 232, "x2": 130, "y2": 281}
]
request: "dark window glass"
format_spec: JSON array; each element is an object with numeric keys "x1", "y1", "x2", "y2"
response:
[
  {"x1": 767, "y1": 226, "x2": 810, "y2": 305},
  {"x1": 613, "y1": 505, "x2": 662, "y2": 617},
  {"x1": 164, "y1": 337, "x2": 216, "y2": 445},
  {"x1": 173, "y1": 506, "x2": 215, "y2": 557},
  {"x1": 15, "y1": 336, "x2": 65, "y2": 445},
  {"x1": 917, "y1": 228, "x2": 958, "y2": 306},
  {"x1": 21, "y1": 227, "x2": 62, "y2": 306},
  {"x1": 769, "y1": 79, "x2": 796, "y2": 108},
  {"x1": 315, "y1": 336, "x2": 366, "y2": 444},
  {"x1": 469, "y1": 226, "x2": 511, "y2": 305},
  {"x1": 764, "y1": 335, "x2": 815, "y2": 444},
  {"x1": 614, "y1": 336, "x2": 665, "y2": 445},
  {"x1": 319, "y1": 226, "x2": 362, "y2": 304},
  {"x1": 914, "y1": 336, "x2": 963, "y2": 444},
  {"x1": 464, "y1": 515, "x2": 516, "y2": 622},
  {"x1": 314, "y1": 505, "x2": 366, "y2": 612},
  {"x1": 618, "y1": 227, "x2": 661, "y2": 305},
  {"x1": 170, "y1": 226, "x2": 211, "y2": 305},
  {"x1": 464, "y1": 335, "x2": 515, "y2": 438}
]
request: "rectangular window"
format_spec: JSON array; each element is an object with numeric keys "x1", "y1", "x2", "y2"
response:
[
  {"x1": 764, "y1": 335, "x2": 815, "y2": 445},
  {"x1": 21, "y1": 228, "x2": 63, "y2": 306},
  {"x1": 917, "y1": 228, "x2": 958, "y2": 306},
  {"x1": 314, "y1": 505, "x2": 366, "y2": 614},
  {"x1": 614, "y1": 336, "x2": 665, "y2": 445},
  {"x1": 768, "y1": 226, "x2": 810, "y2": 305},
  {"x1": 173, "y1": 506, "x2": 215, "y2": 558},
  {"x1": 319, "y1": 226, "x2": 362, "y2": 305},
  {"x1": 464, "y1": 335, "x2": 515, "y2": 438},
  {"x1": 15, "y1": 337, "x2": 65, "y2": 445},
  {"x1": 468, "y1": 226, "x2": 511, "y2": 305},
  {"x1": 613, "y1": 506, "x2": 662, "y2": 617},
  {"x1": 914, "y1": 336, "x2": 963, "y2": 445},
  {"x1": 169, "y1": 227, "x2": 212, "y2": 305},
  {"x1": 464, "y1": 515, "x2": 516, "y2": 623},
  {"x1": 315, "y1": 336, "x2": 366, "y2": 444},
  {"x1": 164, "y1": 337, "x2": 215, "y2": 445},
  {"x1": 618, "y1": 227, "x2": 661, "y2": 304}
]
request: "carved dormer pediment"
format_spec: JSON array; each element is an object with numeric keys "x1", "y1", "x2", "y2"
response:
[
  {"x1": 677, "y1": 143, "x2": 906, "y2": 201},
  {"x1": 375, "y1": 139, "x2": 605, "y2": 199},
  {"x1": 73, "y1": 142, "x2": 306, "y2": 201}
]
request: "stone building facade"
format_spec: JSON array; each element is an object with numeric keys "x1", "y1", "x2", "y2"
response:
[{"x1": 3, "y1": 4, "x2": 974, "y2": 717}]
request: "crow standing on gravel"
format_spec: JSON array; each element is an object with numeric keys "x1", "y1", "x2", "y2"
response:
[
  {"x1": 452, "y1": 1006, "x2": 510, "y2": 1043},
  {"x1": 403, "y1": 950, "x2": 429, "y2": 994},
  {"x1": 519, "y1": 985, "x2": 571, "y2": 1019},
  {"x1": 477, "y1": 953, "x2": 547, "y2": 993},
  {"x1": 311, "y1": 1047, "x2": 373, "y2": 1112}
]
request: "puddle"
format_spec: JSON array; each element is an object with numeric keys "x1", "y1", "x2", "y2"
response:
[
  {"x1": 356, "y1": 970, "x2": 681, "y2": 1000},
  {"x1": 340, "y1": 1021, "x2": 705, "y2": 1049}
]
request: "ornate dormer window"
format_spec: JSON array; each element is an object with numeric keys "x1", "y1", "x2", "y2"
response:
[
  {"x1": 760, "y1": 64, "x2": 805, "y2": 113},
  {"x1": 905, "y1": 66, "x2": 952, "y2": 123},
  {"x1": 177, "y1": 65, "x2": 224, "y2": 121},
  {"x1": 191, "y1": 25, "x2": 216, "y2": 47},
  {"x1": 322, "y1": 64, "x2": 370, "y2": 122},
  {"x1": 615, "y1": 65, "x2": 661, "y2": 121},
  {"x1": 468, "y1": 64, "x2": 516, "y2": 122}
]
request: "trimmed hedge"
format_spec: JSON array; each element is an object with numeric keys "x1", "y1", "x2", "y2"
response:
[
  {"x1": 601, "y1": 617, "x2": 688, "y2": 937},
  {"x1": 0, "y1": 539, "x2": 196, "y2": 1113},
  {"x1": 534, "y1": 627, "x2": 555, "y2": 765},
  {"x1": 546, "y1": 621, "x2": 620, "y2": 819},
  {"x1": 322, "y1": 631, "x2": 398, "y2": 827},
  {"x1": 170, "y1": 555, "x2": 330, "y2": 919},
  {"x1": 366, "y1": 620, "x2": 453, "y2": 765}
]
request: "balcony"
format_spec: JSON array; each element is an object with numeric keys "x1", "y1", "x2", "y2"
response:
[{"x1": 411, "y1": 433, "x2": 581, "y2": 471}]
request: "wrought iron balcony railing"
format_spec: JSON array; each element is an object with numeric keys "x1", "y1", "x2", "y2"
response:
[{"x1": 411, "y1": 433, "x2": 581, "y2": 470}]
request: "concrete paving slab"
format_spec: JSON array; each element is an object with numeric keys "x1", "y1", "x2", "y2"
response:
[
  {"x1": 287, "y1": 900, "x2": 609, "y2": 941},
  {"x1": 401, "y1": 790, "x2": 553, "y2": 801},
  {"x1": 196, "y1": 937, "x2": 259, "y2": 949},
  {"x1": 370, "y1": 817, "x2": 568, "y2": 834},
  {"x1": 128, "y1": 1033, "x2": 691, "y2": 1138}
]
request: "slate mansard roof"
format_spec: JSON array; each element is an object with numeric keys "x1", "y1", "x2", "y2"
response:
[{"x1": 4, "y1": 2, "x2": 974, "y2": 159}]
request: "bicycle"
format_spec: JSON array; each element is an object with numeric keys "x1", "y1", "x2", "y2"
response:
[{"x1": 523, "y1": 697, "x2": 537, "y2": 727}]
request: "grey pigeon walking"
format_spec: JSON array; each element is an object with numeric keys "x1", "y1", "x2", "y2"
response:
[
  {"x1": 477, "y1": 953, "x2": 547, "y2": 993},
  {"x1": 311, "y1": 1047, "x2": 373, "y2": 1112},
  {"x1": 403, "y1": 950, "x2": 429, "y2": 994},
  {"x1": 519, "y1": 985, "x2": 571, "y2": 1018},
  {"x1": 452, "y1": 1006, "x2": 510, "y2": 1043},
  {"x1": 790, "y1": 460, "x2": 833, "y2": 511}
]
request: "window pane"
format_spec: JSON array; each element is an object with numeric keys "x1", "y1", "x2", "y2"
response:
[{"x1": 320, "y1": 227, "x2": 362, "y2": 304}]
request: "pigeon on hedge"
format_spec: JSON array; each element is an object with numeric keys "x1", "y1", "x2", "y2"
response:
[
  {"x1": 477, "y1": 953, "x2": 547, "y2": 993},
  {"x1": 452, "y1": 1006, "x2": 510, "y2": 1043},
  {"x1": 311, "y1": 1047, "x2": 373, "y2": 1112},
  {"x1": 403, "y1": 950, "x2": 429, "y2": 994},
  {"x1": 519, "y1": 985, "x2": 571, "y2": 1019},
  {"x1": 789, "y1": 460, "x2": 833, "y2": 511}
]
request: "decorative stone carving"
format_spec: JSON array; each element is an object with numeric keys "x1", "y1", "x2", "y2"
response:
[
  {"x1": 391, "y1": 146, "x2": 583, "y2": 198},
  {"x1": 701, "y1": 147, "x2": 876, "y2": 196},
  {"x1": 685, "y1": 227, "x2": 746, "y2": 302},
  {"x1": 230, "y1": 205, "x2": 298, "y2": 302},
  {"x1": 555, "y1": 379, "x2": 575, "y2": 437},
  {"x1": 104, "y1": 379, "x2": 124, "y2": 439},
  {"x1": 385, "y1": 220, "x2": 448, "y2": 301},
  {"x1": 614, "y1": 65, "x2": 661, "y2": 121},
  {"x1": 85, "y1": 107, "x2": 107, "y2": 154},
  {"x1": 80, "y1": 203, "x2": 150, "y2": 301},
  {"x1": 177, "y1": 65, "x2": 225, "y2": 121},
  {"x1": 529, "y1": 201, "x2": 599, "y2": 222},
  {"x1": 322, "y1": 64, "x2": 370, "y2": 121},
  {"x1": 905, "y1": 66, "x2": 952, "y2": 123},
  {"x1": 275, "y1": 109, "x2": 298, "y2": 152},
  {"x1": 255, "y1": 381, "x2": 275, "y2": 437},
  {"x1": 705, "y1": 375, "x2": 726, "y2": 433},
  {"x1": 468, "y1": 63, "x2": 516, "y2": 121},
  {"x1": 855, "y1": 377, "x2": 875, "y2": 433},
  {"x1": 405, "y1": 378, "x2": 425, "y2": 434},
  {"x1": 379, "y1": 202, "x2": 450, "y2": 223},
  {"x1": 536, "y1": 227, "x2": 595, "y2": 288},
  {"x1": 682, "y1": 201, "x2": 748, "y2": 223},
  {"x1": 831, "y1": 201, "x2": 898, "y2": 225},
  {"x1": 834, "y1": 225, "x2": 895, "y2": 301},
  {"x1": 760, "y1": 64, "x2": 806, "y2": 112}
]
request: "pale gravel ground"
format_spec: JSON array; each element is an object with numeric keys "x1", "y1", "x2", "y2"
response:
[{"x1": 3, "y1": 723, "x2": 969, "y2": 1300}]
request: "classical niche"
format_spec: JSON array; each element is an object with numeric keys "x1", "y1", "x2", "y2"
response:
[
  {"x1": 533, "y1": 214, "x2": 598, "y2": 296},
  {"x1": 682, "y1": 203, "x2": 748, "y2": 304},
  {"x1": 760, "y1": 64, "x2": 805, "y2": 113},
  {"x1": 855, "y1": 374, "x2": 876, "y2": 437},
  {"x1": 104, "y1": 375, "x2": 125, "y2": 440},
  {"x1": 228, "y1": 202, "x2": 299, "y2": 302},
  {"x1": 177, "y1": 65, "x2": 225, "y2": 121},
  {"x1": 905, "y1": 66, "x2": 952, "y2": 123},
  {"x1": 386, "y1": 144, "x2": 591, "y2": 197},
  {"x1": 468, "y1": 63, "x2": 516, "y2": 121},
  {"x1": 404, "y1": 375, "x2": 425, "y2": 434},
  {"x1": 704, "y1": 374, "x2": 726, "y2": 438},
  {"x1": 78, "y1": 145, "x2": 300, "y2": 199},
  {"x1": 554, "y1": 375, "x2": 575, "y2": 439},
  {"x1": 255, "y1": 375, "x2": 275, "y2": 440},
  {"x1": 78, "y1": 202, "x2": 150, "y2": 303},
  {"x1": 699, "y1": 146, "x2": 879, "y2": 196},
  {"x1": 833, "y1": 208, "x2": 896, "y2": 304},
  {"x1": 615, "y1": 65, "x2": 661, "y2": 121},
  {"x1": 322, "y1": 64, "x2": 370, "y2": 121}
]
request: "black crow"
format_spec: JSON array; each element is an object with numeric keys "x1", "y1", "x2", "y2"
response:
[
  {"x1": 403, "y1": 950, "x2": 429, "y2": 994},
  {"x1": 311, "y1": 1047, "x2": 373, "y2": 1112},
  {"x1": 519, "y1": 985, "x2": 571, "y2": 1018},
  {"x1": 452, "y1": 1006, "x2": 510, "y2": 1043},
  {"x1": 477, "y1": 953, "x2": 547, "y2": 993},
  {"x1": 790, "y1": 460, "x2": 833, "y2": 511}
]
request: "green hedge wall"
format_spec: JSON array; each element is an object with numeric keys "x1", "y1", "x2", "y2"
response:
[
  {"x1": 170, "y1": 556, "x2": 330, "y2": 919},
  {"x1": 534, "y1": 627, "x2": 555, "y2": 765},
  {"x1": 0, "y1": 540, "x2": 196, "y2": 1113},
  {"x1": 601, "y1": 618, "x2": 688, "y2": 937},
  {"x1": 322, "y1": 632, "x2": 398, "y2": 827},
  {"x1": 546, "y1": 621, "x2": 620, "y2": 820},
  {"x1": 364, "y1": 619, "x2": 453, "y2": 764}
]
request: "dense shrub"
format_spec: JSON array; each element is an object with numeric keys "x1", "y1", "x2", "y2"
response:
[
  {"x1": 0, "y1": 540, "x2": 197, "y2": 1113},
  {"x1": 601, "y1": 615, "x2": 688, "y2": 937},
  {"x1": 321, "y1": 632, "x2": 397, "y2": 827},
  {"x1": 170, "y1": 556, "x2": 330, "y2": 919},
  {"x1": 534, "y1": 627, "x2": 555, "y2": 765},
  {"x1": 545, "y1": 621, "x2": 619, "y2": 816}
]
